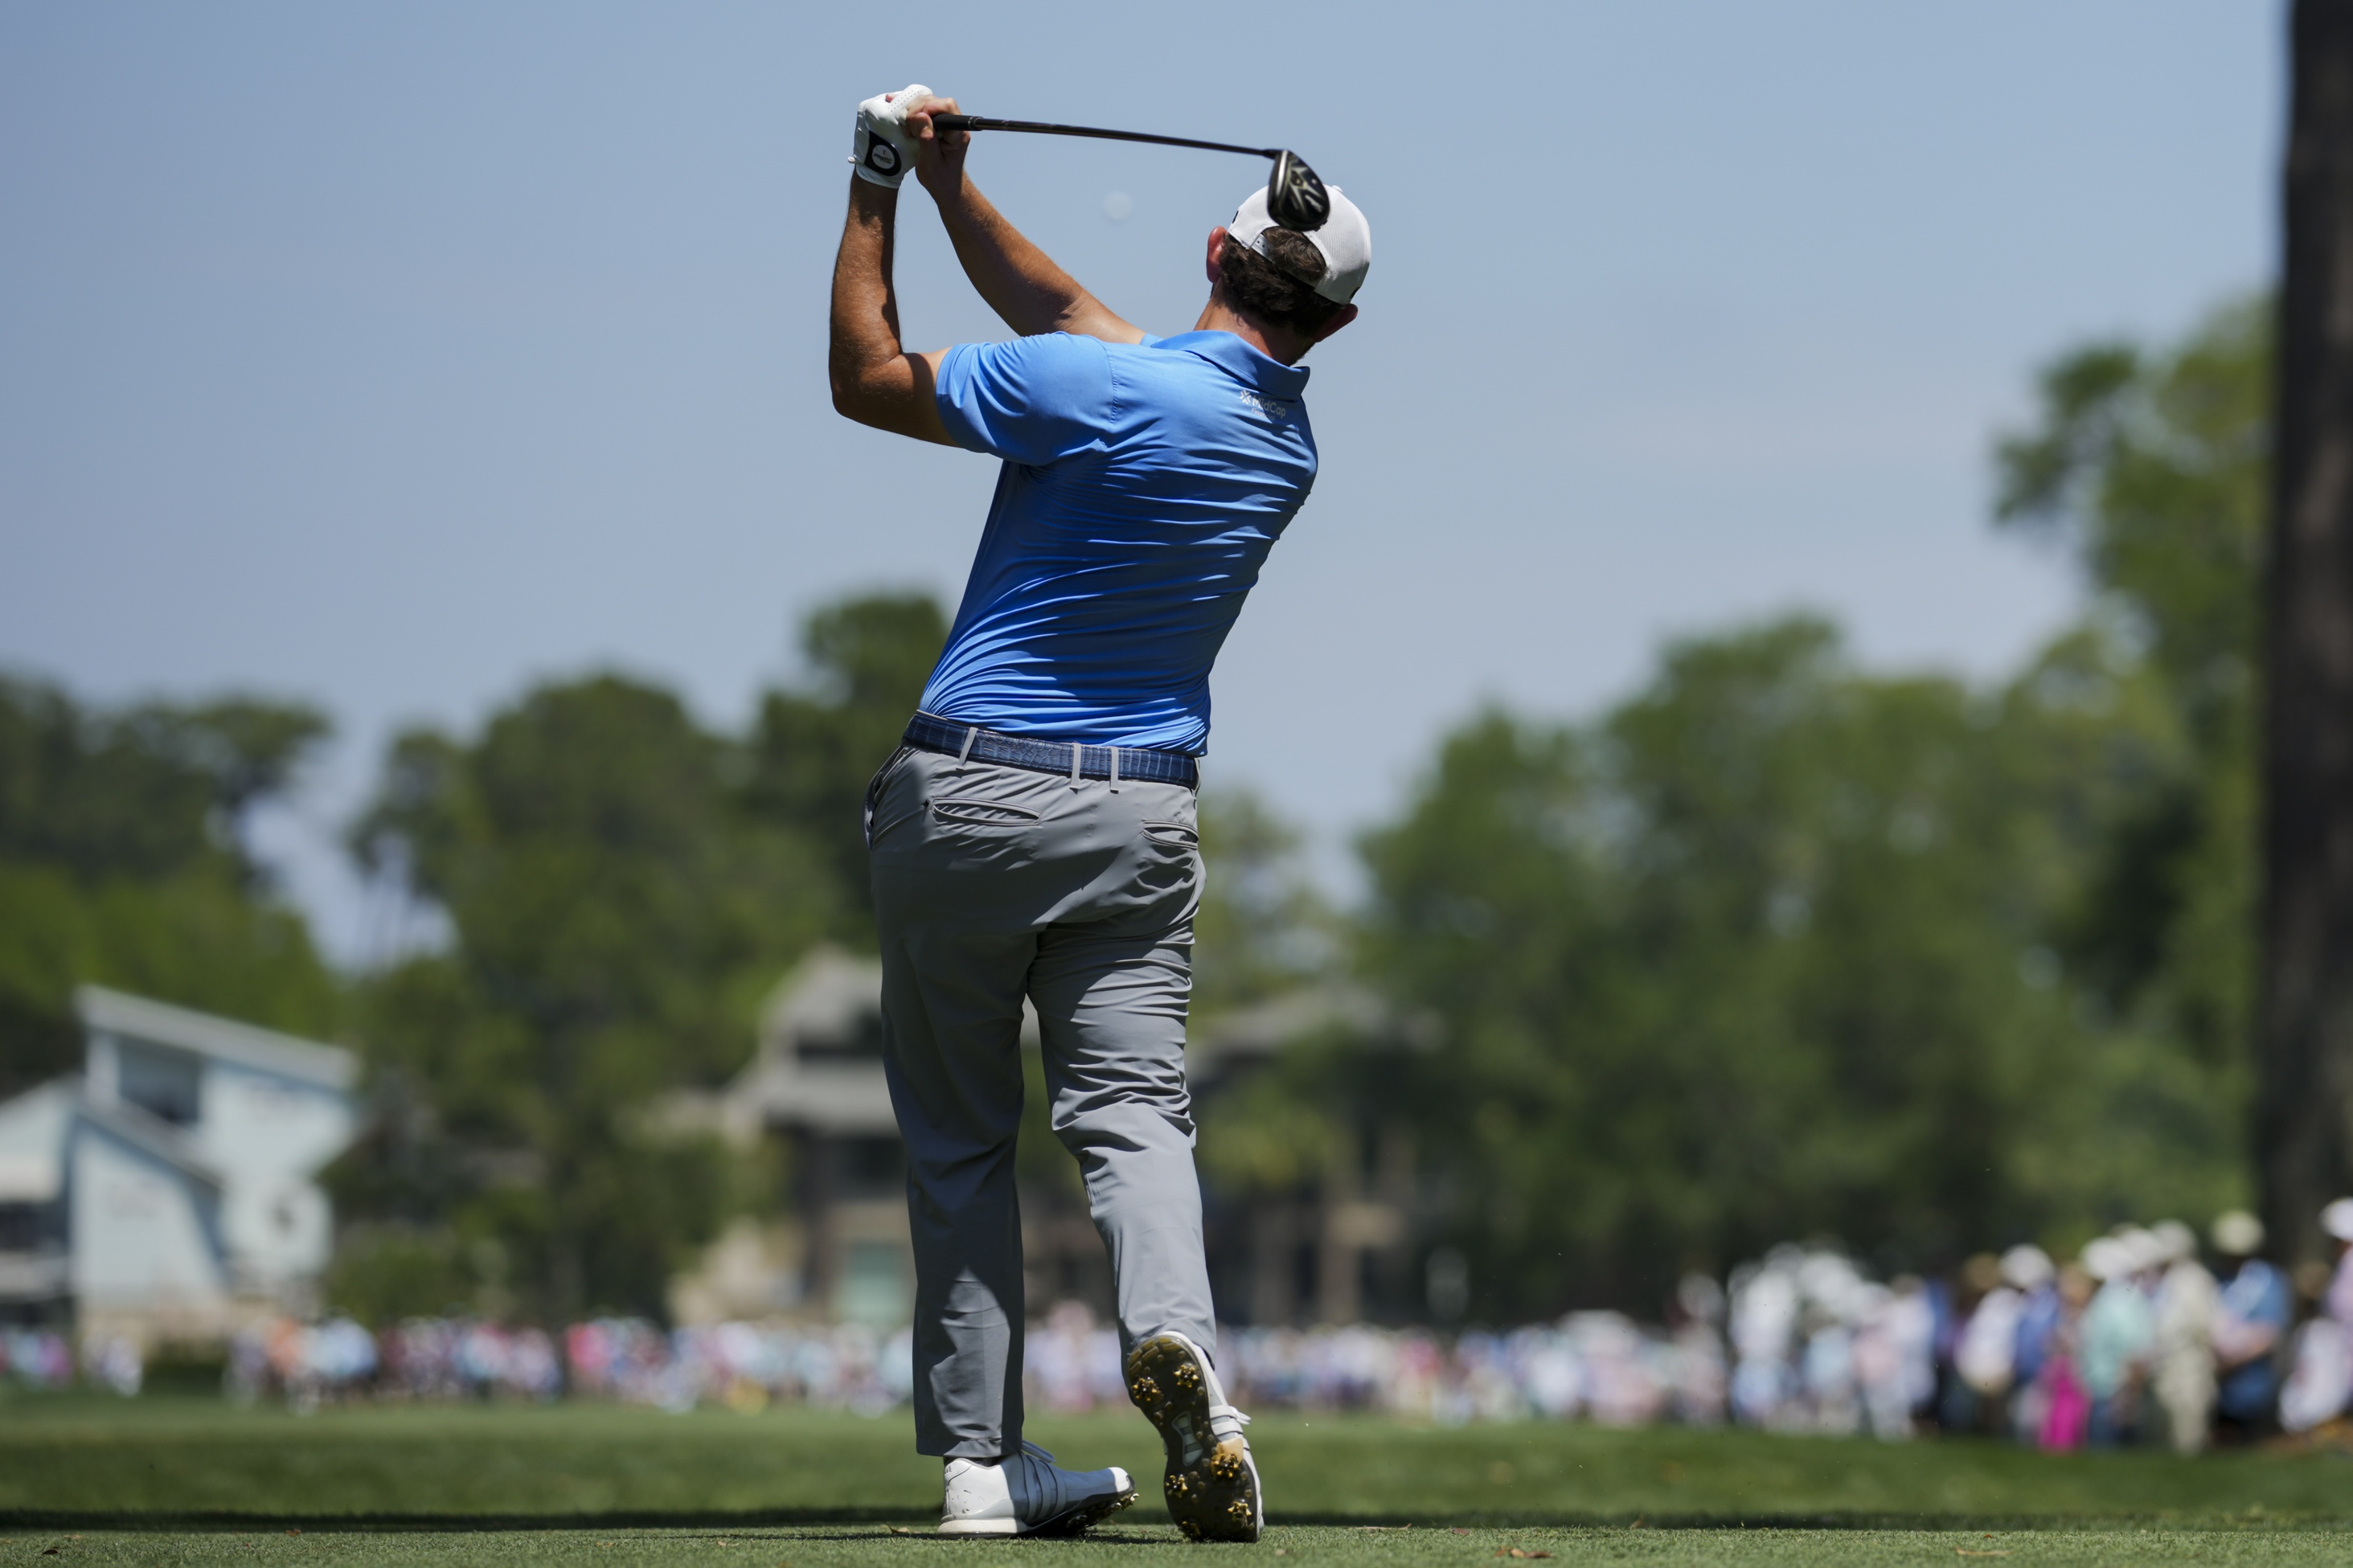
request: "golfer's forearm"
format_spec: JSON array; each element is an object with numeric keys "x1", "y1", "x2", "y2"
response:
[
  {"x1": 936, "y1": 181, "x2": 1137, "y2": 342},
  {"x1": 829, "y1": 181, "x2": 951, "y2": 443},
  {"x1": 830, "y1": 178, "x2": 904, "y2": 393}
]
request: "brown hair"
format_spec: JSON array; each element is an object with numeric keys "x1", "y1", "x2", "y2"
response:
[{"x1": 1218, "y1": 231, "x2": 1346, "y2": 338}]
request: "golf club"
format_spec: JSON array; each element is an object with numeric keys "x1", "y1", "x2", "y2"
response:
[{"x1": 928, "y1": 113, "x2": 1332, "y2": 232}]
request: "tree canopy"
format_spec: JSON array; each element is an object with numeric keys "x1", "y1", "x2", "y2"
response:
[
  {"x1": 330, "y1": 595, "x2": 945, "y2": 1322},
  {"x1": 0, "y1": 677, "x2": 339, "y2": 1099},
  {"x1": 1321, "y1": 299, "x2": 2267, "y2": 1320}
]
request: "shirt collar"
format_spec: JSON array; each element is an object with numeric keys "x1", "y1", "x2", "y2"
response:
[{"x1": 1150, "y1": 330, "x2": 1311, "y2": 399}]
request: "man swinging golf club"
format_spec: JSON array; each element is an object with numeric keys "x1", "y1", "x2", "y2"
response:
[{"x1": 829, "y1": 85, "x2": 1369, "y2": 1539}]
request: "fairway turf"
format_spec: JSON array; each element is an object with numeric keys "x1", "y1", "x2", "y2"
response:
[
  {"x1": 7, "y1": 1524, "x2": 2353, "y2": 1566},
  {"x1": 4, "y1": 1396, "x2": 2349, "y2": 1563}
]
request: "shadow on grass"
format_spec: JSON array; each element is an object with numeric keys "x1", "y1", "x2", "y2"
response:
[
  {"x1": 9, "y1": 1509, "x2": 2350, "y2": 1535},
  {"x1": 0, "y1": 1510, "x2": 936, "y2": 1534}
]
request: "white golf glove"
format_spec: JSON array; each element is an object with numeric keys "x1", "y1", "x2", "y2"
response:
[{"x1": 851, "y1": 84, "x2": 933, "y2": 187}]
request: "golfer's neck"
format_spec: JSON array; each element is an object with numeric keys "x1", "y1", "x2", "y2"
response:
[{"x1": 1192, "y1": 299, "x2": 1308, "y2": 366}]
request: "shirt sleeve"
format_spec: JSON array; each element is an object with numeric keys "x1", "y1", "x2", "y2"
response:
[{"x1": 934, "y1": 333, "x2": 1119, "y2": 465}]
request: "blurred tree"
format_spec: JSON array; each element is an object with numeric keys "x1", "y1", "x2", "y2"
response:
[
  {"x1": 332, "y1": 592, "x2": 945, "y2": 1321},
  {"x1": 343, "y1": 674, "x2": 832, "y2": 1320},
  {"x1": 1355, "y1": 616, "x2": 2246, "y2": 1318},
  {"x1": 1330, "y1": 298, "x2": 2272, "y2": 1318},
  {"x1": 321, "y1": 1222, "x2": 477, "y2": 1324},
  {"x1": 1994, "y1": 298, "x2": 2265, "y2": 1066},
  {"x1": 1191, "y1": 788, "x2": 1338, "y2": 1018},
  {"x1": 743, "y1": 593, "x2": 947, "y2": 943},
  {"x1": 0, "y1": 675, "x2": 339, "y2": 1098}
]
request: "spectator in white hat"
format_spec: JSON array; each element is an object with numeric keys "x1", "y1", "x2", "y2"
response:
[
  {"x1": 2079, "y1": 1235, "x2": 2156, "y2": 1446},
  {"x1": 1952, "y1": 1253, "x2": 2023, "y2": 1431},
  {"x1": 2209, "y1": 1210, "x2": 2289, "y2": 1443},
  {"x1": 2147, "y1": 1219, "x2": 2219, "y2": 1454},
  {"x1": 2322, "y1": 1197, "x2": 2353, "y2": 1326},
  {"x1": 2003, "y1": 1243, "x2": 2062, "y2": 1445},
  {"x1": 2280, "y1": 1200, "x2": 2353, "y2": 1433}
]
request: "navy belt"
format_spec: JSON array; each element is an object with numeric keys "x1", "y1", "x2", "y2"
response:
[{"x1": 902, "y1": 712, "x2": 1199, "y2": 788}]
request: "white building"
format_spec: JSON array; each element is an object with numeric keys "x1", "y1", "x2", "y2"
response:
[
  {"x1": 666, "y1": 948, "x2": 912, "y2": 1327},
  {"x1": 660, "y1": 952, "x2": 1429, "y2": 1332},
  {"x1": 0, "y1": 987, "x2": 356, "y2": 1341}
]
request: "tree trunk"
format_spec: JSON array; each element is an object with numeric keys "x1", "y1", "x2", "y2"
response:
[{"x1": 2259, "y1": 0, "x2": 2353, "y2": 1268}]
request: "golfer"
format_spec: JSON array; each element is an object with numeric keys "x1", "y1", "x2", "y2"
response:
[{"x1": 828, "y1": 86, "x2": 1368, "y2": 1539}]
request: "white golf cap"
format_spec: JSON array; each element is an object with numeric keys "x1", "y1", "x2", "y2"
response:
[
  {"x1": 2323, "y1": 1197, "x2": 2353, "y2": 1242},
  {"x1": 2212, "y1": 1210, "x2": 2265, "y2": 1256},
  {"x1": 1998, "y1": 1243, "x2": 2054, "y2": 1290},
  {"x1": 2082, "y1": 1236, "x2": 2128, "y2": 1283},
  {"x1": 2115, "y1": 1226, "x2": 2166, "y2": 1274},
  {"x1": 1228, "y1": 183, "x2": 1371, "y2": 305}
]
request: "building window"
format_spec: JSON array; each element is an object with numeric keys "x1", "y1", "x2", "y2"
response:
[
  {"x1": 837, "y1": 1136, "x2": 906, "y2": 1198},
  {"x1": 117, "y1": 1039, "x2": 203, "y2": 1125},
  {"x1": 0, "y1": 1203, "x2": 44, "y2": 1251},
  {"x1": 797, "y1": 1010, "x2": 887, "y2": 1062}
]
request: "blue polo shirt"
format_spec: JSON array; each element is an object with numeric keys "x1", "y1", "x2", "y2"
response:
[{"x1": 921, "y1": 330, "x2": 1318, "y2": 755}]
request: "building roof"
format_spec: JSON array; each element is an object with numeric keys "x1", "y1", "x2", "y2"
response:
[
  {"x1": 0, "y1": 1075, "x2": 225, "y2": 1198},
  {"x1": 757, "y1": 948, "x2": 884, "y2": 1056},
  {"x1": 724, "y1": 948, "x2": 898, "y2": 1137},
  {"x1": 1187, "y1": 981, "x2": 1432, "y2": 1072},
  {"x1": 76, "y1": 986, "x2": 357, "y2": 1091}
]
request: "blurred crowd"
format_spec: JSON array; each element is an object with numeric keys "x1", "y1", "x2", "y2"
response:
[
  {"x1": 563, "y1": 1317, "x2": 913, "y2": 1414},
  {"x1": 0, "y1": 1326, "x2": 76, "y2": 1391},
  {"x1": 211, "y1": 1314, "x2": 913, "y2": 1415},
  {"x1": 1023, "y1": 1287, "x2": 1734, "y2": 1430},
  {"x1": 1923, "y1": 1205, "x2": 2353, "y2": 1453},
  {"x1": 1011, "y1": 1201, "x2": 2353, "y2": 1450},
  {"x1": 19, "y1": 1199, "x2": 2353, "y2": 1454}
]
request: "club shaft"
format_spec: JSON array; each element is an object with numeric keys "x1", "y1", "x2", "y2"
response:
[{"x1": 928, "y1": 115, "x2": 1277, "y2": 160}]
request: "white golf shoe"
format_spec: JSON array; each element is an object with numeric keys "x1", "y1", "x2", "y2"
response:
[
  {"x1": 937, "y1": 1440, "x2": 1136, "y2": 1536},
  {"x1": 1125, "y1": 1332, "x2": 1263, "y2": 1542}
]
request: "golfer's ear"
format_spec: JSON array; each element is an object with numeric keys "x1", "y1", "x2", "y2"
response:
[{"x1": 1203, "y1": 225, "x2": 1229, "y2": 284}]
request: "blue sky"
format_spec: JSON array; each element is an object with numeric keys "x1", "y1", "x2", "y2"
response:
[{"x1": 0, "y1": 2, "x2": 2283, "y2": 963}]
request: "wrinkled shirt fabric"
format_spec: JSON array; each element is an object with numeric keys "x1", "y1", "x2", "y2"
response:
[{"x1": 925, "y1": 330, "x2": 1318, "y2": 755}]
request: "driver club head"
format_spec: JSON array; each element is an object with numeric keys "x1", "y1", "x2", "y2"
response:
[{"x1": 1266, "y1": 149, "x2": 1330, "y2": 231}]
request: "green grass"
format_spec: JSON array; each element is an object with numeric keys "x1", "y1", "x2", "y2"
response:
[
  {"x1": 3, "y1": 1395, "x2": 2349, "y2": 1564},
  {"x1": 5, "y1": 1525, "x2": 2353, "y2": 1568}
]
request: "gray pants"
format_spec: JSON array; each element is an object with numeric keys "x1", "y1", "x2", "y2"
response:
[{"x1": 867, "y1": 744, "x2": 1217, "y2": 1459}]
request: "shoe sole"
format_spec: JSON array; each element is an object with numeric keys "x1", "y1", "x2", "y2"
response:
[
  {"x1": 1022, "y1": 1469, "x2": 1138, "y2": 1537},
  {"x1": 1125, "y1": 1335, "x2": 1261, "y2": 1543}
]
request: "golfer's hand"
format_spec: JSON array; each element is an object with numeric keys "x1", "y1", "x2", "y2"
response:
[
  {"x1": 851, "y1": 84, "x2": 933, "y2": 187},
  {"x1": 905, "y1": 92, "x2": 971, "y2": 199}
]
